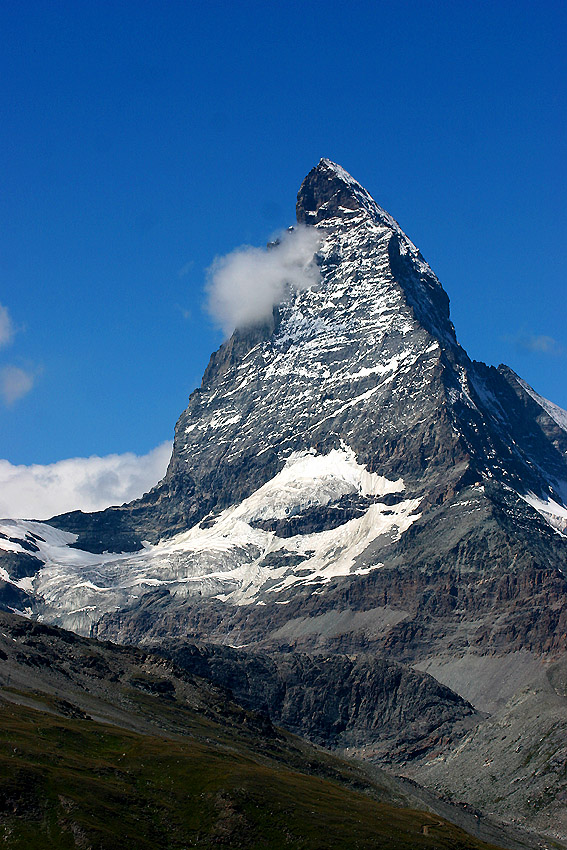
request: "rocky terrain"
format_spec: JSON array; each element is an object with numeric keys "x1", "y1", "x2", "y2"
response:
[
  {"x1": 153, "y1": 640, "x2": 479, "y2": 764},
  {"x1": 411, "y1": 655, "x2": 567, "y2": 843},
  {"x1": 0, "y1": 609, "x2": 528, "y2": 850}
]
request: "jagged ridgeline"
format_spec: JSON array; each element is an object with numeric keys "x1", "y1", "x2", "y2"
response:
[{"x1": 2, "y1": 159, "x2": 567, "y2": 843}]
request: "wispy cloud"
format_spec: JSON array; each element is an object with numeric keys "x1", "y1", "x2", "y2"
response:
[
  {"x1": 177, "y1": 260, "x2": 194, "y2": 278},
  {"x1": 0, "y1": 304, "x2": 15, "y2": 349},
  {"x1": 0, "y1": 441, "x2": 172, "y2": 520},
  {"x1": 206, "y1": 225, "x2": 321, "y2": 336},
  {"x1": 518, "y1": 334, "x2": 563, "y2": 356},
  {"x1": 175, "y1": 304, "x2": 192, "y2": 320},
  {"x1": 0, "y1": 365, "x2": 35, "y2": 406},
  {"x1": 0, "y1": 303, "x2": 39, "y2": 405}
]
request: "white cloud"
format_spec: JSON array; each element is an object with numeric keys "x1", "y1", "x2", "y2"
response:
[
  {"x1": 0, "y1": 365, "x2": 35, "y2": 406},
  {"x1": 0, "y1": 441, "x2": 172, "y2": 520},
  {"x1": 206, "y1": 225, "x2": 321, "y2": 336},
  {"x1": 0, "y1": 306, "x2": 38, "y2": 405},
  {"x1": 0, "y1": 304, "x2": 15, "y2": 348}
]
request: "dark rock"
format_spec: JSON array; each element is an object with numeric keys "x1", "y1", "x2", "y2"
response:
[
  {"x1": 250, "y1": 494, "x2": 377, "y2": 537},
  {"x1": 157, "y1": 642, "x2": 478, "y2": 763},
  {"x1": 0, "y1": 580, "x2": 31, "y2": 612},
  {"x1": 0, "y1": 550, "x2": 42, "y2": 580}
]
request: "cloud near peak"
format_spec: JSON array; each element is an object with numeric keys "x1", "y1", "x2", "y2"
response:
[
  {"x1": 518, "y1": 334, "x2": 563, "y2": 356},
  {"x1": 206, "y1": 225, "x2": 321, "y2": 336},
  {"x1": 0, "y1": 441, "x2": 172, "y2": 520}
]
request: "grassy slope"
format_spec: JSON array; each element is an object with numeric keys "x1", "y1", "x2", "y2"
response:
[
  {"x1": 0, "y1": 611, "x2": 510, "y2": 849},
  {"x1": 0, "y1": 692, "x2": 506, "y2": 850}
]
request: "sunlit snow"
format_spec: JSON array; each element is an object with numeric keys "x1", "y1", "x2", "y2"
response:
[
  {"x1": 0, "y1": 447, "x2": 420, "y2": 634},
  {"x1": 522, "y1": 491, "x2": 567, "y2": 536}
]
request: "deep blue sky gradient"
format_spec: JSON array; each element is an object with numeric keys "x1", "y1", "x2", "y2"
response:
[{"x1": 1, "y1": 0, "x2": 566, "y2": 464}]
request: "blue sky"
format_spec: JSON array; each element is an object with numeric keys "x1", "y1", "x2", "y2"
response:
[{"x1": 1, "y1": 1, "x2": 566, "y2": 512}]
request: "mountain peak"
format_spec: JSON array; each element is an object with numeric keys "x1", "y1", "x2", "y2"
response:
[
  {"x1": 296, "y1": 158, "x2": 369, "y2": 225},
  {"x1": 296, "y1": 159, "x2": 404, "y2": 237},
  {"x1": 316, "y1": 157, "x2": 363, "y2": 187}
]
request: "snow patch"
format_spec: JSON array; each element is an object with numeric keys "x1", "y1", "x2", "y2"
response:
[
  {"x1": 515, "y1": 377, "x2": 567, "y2": 435},
  {"x1": 230, "y1": 446, "x2": 403, "y2": 523},
  {"x1": 1, "y1": 448, "x2": 419, "y2": 633},
  {"x1": 522, "y1": 492, "x2": 567, "y2": 536}
]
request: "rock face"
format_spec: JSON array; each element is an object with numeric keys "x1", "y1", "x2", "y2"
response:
[
  {"x1": 154, "y1": 641, "x2": 479, "y2": 764},
  {"x1": 2, "y1": 158, "x2": 567, "y2": 842}
]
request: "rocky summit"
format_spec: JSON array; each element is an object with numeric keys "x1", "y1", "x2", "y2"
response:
[{"x1": 2, "y1": 159, "x2": 567, "y2": 843}]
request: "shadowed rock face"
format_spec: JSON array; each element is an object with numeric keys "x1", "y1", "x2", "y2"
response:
[{"x1": 152, "y1": 641, "x2": 479, "y2": 764}]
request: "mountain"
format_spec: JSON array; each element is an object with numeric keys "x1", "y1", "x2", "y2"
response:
[
  {"x1": 4, "y1": 158, "x2": 567, "y2": 629},
  {"x1": 2, "y1": 158, "x2": 567, "y2": 842}
]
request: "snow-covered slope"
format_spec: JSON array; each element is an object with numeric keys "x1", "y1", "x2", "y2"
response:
[{"x1": 1, "y1": 447, "x2": 420, "y2": 632}]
